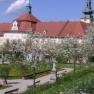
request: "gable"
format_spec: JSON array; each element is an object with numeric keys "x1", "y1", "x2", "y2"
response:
[{"x1": 11, "y1": 20, "x2": 18, "y2": 31}]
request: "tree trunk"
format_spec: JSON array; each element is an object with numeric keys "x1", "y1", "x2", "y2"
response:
[
  {"x1": 4, "y1": 77, "x2": 7, "y2": 84},
  {"x1": 33, "y1": 67, "x2": 36, "y2": 88},
  {"x1": 0, "y1": 78, "x2": 7, "y2": 85},
  {"x1": 74, "y1": 58, "x2": 76, "y2": 73}
]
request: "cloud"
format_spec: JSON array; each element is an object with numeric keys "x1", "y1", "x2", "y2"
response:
[{"x1": 5, "y1": 0, "x2": 29, "y2": 14}]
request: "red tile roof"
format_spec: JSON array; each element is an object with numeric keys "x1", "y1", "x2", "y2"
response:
[
  {"x1": 0, "y1": 23, "x2": 12, "y2": 36},
  {"x1": 59, "y1": 21, "x2": 88, "y2": 38},
  {"x1": 0, "y1": 14, "x2": 88, "y2": 38},
  {"x1": 36, "y1": 22, "x2": 66, "y2": 37},
  {"x1": 0, "y1": 23, "x2": 11, "y2": 32},
  {"x1": 36, "y1": 21, "x2": 88, "y2": 38},
  {"x1": 17, "y1": 13, "x2": 40, "y2": 23}
]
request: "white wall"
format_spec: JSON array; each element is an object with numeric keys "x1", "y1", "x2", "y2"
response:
[
  {"x1": 80, "y1": 18, "x2": 91, "y2": 23},
  {"x1": 4, "y1": 33, "x2": 28, "y2": 42},
  {"x1": 0, "y1": 37, "x2": 6, "y2": 46}
]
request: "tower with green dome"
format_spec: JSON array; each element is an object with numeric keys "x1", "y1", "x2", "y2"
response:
[{"x1": 81, "y1": 0, "x2": 94, "y2": 23}]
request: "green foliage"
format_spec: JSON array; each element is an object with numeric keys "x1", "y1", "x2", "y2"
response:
[
  {"x1": 56, "y1": 53, "x2": 67, "y2": 63},
  {"x1": 75, "y1": 78, "x2": 94, "y2": 94},
  {"x1": 9, "y1": 64, "x2": 29, "y2": 78},
  {"x1": 0, "y1": 63, "x2": 51, "y2": 79},
  {"x1": 56, "y1": 63, "x2": 74, "y2": 70},
  {"x1": 23, "y1": 66, "x2": 94, "y2": 94},
  {"x1": 88, "y1": 55, "x2": 94, "y2": 62},
  {"x1": 0, "y1": 63, "x2": 74, "y2": 79},
  {"x1": 35, "y1": 63, "x2": 51, "y2": 73},
  {"x1": 64, "y1": 74, "x2": 94, "y2": 94},
  {"x1": 0, "y1": 64, "x2": 10, "y2": 79},
  {"x1": 0, "y1": 64, "x2": 30, "y2": 79}
]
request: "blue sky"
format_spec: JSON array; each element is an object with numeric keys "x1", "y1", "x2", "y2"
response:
[{"x1": 0, "y1": 0, "x2": 94, "y2": 22}]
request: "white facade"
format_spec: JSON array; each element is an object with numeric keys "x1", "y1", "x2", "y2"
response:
[
  {"x1": 4, "y1": 33, "x2": 28, "y2": 42},
  {"x1": 80, "y1": 18, "x2": 91, "y2": 23},
  {"x1": 0, "y1": 37, "x2": 6, "y2": 46}
]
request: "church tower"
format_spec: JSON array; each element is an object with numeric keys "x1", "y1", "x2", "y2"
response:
[
  {"x1": 81, "y1": 0, "x2": 94, "y2": 23},
  {"x1": 16, "y1": 0, "x2": 39, "y2": 32}
]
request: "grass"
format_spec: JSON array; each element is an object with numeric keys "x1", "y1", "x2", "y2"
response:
[
  {"x1": 23, "y1": 65, "x2": 94, "y2": 94},
  {"x1": 56, "y1": 63, "x2": 77, "y2": 70},
  {"x1": 64, "y1": 73, "x2": 94, "y2": 94}
]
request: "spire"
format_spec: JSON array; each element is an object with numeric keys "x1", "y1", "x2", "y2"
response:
[
  {"x1": 26, "y1": 0, "x2": 32, "y2": 14},
  {"x1": 86, "y1": 0, "x2": 92, "y2": 9},
  {"x1": 81, "y1": 0, "x2": 94, "y2": 23}
]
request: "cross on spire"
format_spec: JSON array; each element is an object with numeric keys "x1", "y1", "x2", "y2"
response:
[{"x1": 25, "y1": 0, "x2": 32, "y2": 14}]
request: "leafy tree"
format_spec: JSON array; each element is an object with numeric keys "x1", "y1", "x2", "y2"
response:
[
  {"x1": 84, "y1": 24, "x2": 94, "y2": 64},
  {"x1": 58, "y1": 37, "x2": 88, "y2": 72},
  {"x1": 2, "y1": 40, "x2": 25, "y2": 64},
  {"x1": 0, "y1": 65, "x2": 10, "y2": 85}
]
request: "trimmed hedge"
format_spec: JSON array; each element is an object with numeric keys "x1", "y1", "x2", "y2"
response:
[{"x1": 0, "y1": 63, "x2": 75, "y2": 79}]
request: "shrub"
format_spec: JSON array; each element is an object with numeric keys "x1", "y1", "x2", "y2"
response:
[{"x1": 0, "y1": 64, "x2": 10, "y2": 79}]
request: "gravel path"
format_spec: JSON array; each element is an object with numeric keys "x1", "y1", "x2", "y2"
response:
[{"x1": 0, "y1": 68, "x2": 73, "y2": 94}]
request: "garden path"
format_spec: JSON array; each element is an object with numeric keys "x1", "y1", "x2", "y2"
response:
[{"x1": 0, "y1": 68, "x2": 73, "y2": 94}]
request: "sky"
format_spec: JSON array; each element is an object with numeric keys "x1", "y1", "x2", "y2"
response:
[{"x1": 0, "y1": 0, "x2": 94, "y2": 22}]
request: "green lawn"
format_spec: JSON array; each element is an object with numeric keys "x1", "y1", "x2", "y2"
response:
[
  {"x1": 23, "y1": 65, "x2": 94, "y2": 94},
  {"x1": 56, "y1": 63, "x2": 78, "y2": 70}
]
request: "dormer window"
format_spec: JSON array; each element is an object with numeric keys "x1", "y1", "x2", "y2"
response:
[
  {"x1": 43, "y1": 29, "x2": 47, "y2": 35},
  {"x1": 11, "y1": 20, "x2": 18, "y2": 31}
]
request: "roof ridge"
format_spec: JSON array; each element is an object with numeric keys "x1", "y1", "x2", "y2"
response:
[{"x1": 57, "y1": 20, "x2": 69, "y2": 37}]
